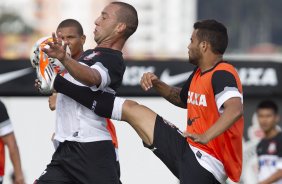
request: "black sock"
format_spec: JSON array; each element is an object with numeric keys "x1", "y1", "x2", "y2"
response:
[{"x1": 54, "y1": 75, "x2": 115, "y2": 118}]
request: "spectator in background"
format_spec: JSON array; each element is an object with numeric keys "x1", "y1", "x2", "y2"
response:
[
  {"x1": 256, "y1": 100, "x2": 282, "y2": 184},
  {"x1": 0, "y1": 100, "x2": 25, "y2": 184}
]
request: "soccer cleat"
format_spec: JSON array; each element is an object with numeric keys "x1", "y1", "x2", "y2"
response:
[
  {"x1": 36, "y1": 61, "x2": 57, "y2": 95},
  {"x1": 30, "y1": 37, "x2": 53, "y2": 68},
  {"x1": 30, "y1": 37, "x2": 57, "y2": 95}
]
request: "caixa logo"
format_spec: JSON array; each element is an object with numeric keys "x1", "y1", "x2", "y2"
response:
[
  {"x1": 238, "y1": 67, "x2": 278, "y2": 86},
  {"x1": 123, "y1": 66, "x2": 156, "y2": 86}
]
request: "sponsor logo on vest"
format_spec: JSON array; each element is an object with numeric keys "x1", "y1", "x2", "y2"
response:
[
  {"x1": 84, "y1": 51, "x2": 100, "y2": 60},
  {"x1": 187, "y1": 91, "x2": 207, "y2": 107},
  {"x1": 187, "y1": 116, "x2": 200, "y2": 126}
]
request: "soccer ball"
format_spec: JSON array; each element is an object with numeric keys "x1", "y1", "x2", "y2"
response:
[{"x1": 30, "y1": 36, "x2": 68, "y2": 74}]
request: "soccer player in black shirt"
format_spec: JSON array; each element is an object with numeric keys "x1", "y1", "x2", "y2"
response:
[
  {"x1": 256, "y1": 100, "x2": 282, "y2": 184},
  {"x1": 35, "y1": 2, "x2": 138, "y2": 184}
]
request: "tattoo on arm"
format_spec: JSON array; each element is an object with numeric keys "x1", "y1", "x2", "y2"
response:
[{"x1": 165, "y1": 87, "x2": 186, "y2": 108}]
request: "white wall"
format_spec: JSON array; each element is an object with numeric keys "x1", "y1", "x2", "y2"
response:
[{"x1": 1, "y1": 97, "x2": 186, "y2": 184}]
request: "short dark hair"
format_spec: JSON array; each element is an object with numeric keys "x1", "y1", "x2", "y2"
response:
[
  {"x1": 111, "y1": 2, "x2": 138, "y2": 39},
  {"x1": 257, "y1": 100, "x2": 279, "y2": 114},
  {"x1": 57, "y1": 19, "x2": 84, "y2": 36},
  {"x1": 194, "y1": 19, "x2": 228, "y2": 55}
]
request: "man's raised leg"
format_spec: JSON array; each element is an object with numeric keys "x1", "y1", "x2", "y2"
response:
[
  {"x1": 54, "y1": 75, "x2": 156, "y2": 145},
  {"x1": 54, "y1": 75, "x2": 183, "y2": 178}
]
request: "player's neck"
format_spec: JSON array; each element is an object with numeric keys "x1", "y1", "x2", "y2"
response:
[
  {"x1": 97, "y1": 38, "x2": 125, "y2": 51},
  {"x1": 72, "y1": 50, "x2": 84, "y2": 60},
  {"x1": 199, "y1": 55, "x2": 223, "y2": 73},
  {"x1": 264, "y1": 128, "x2": 279, "y2": 139}
]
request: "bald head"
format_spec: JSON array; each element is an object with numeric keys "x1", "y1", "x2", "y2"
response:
[{"x1": 111, "y1": 2, "x2": 138, "y2": 39}]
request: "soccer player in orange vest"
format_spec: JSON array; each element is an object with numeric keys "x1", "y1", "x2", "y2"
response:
[
  {"x1": 0, "y1": 100, "x2": 25, "y2": 184},
  {"x1": 43, "y1": 19, "x2": 243, "y2": 184}
]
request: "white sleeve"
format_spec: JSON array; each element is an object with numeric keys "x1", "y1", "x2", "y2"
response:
[
  {"x1": 276, "y1": 158, "x2": 282, "y2": 169},
  {"x1": 90, "y1": 62, "x2": 111, "y2": 91},
  {"x1": 215, "y1": 87, "x2": 243, "y2": 113},
  {"x1": 0, "y1": 119, "x2": 13, "y2": 136}
]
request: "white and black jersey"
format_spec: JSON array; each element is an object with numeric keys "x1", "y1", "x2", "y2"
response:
[
  {"x1": 55, "y1": 47, "x2": 125, "y2": 143},
  {"x1": 79, "y1": 48, "x2": 125, "y2": 92},
  {"x1": 0, "y1": 101, "x2": 14, "y2": 178},
  {"x1": 0, "y1": 101, "x2": 13, "y2": 137},
  {"x1": 257, "y1": 132, "x2": 282, "y2": 183}
]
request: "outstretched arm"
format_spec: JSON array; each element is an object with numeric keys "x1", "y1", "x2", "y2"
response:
[
  {"x1": 140, "y1": 72, "x2": 186, "y2": 108},
  {"x1": 54, "y1": 75, "x2": 157, "y2": 145},
  {"x1": 48, "y1": 93, "x2": 57, "y2": 111},
  {"x1": 42, "y1": 32, "x2": 101, "y2": 87},
  {"x1": 2, "y1": 133, "x2": 25, "y2": 184},
  {"x1": 258, "y1": 170, "x2": 282, "y2": 184}
]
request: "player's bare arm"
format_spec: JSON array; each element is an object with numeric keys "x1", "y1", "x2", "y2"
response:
[
  {"x1": 43, "y1": 32, "x2": 102, "y2": 87},
  {"x1": 258, "y1": 169, "x2": 282, "y2": 184},
  {"x1": 48, "y1": 93, "x2": 57, "y2": 111},
  {"x1": 141, "y1": 72, "x2": 186, "y2": 108},
  {"x1": 2, "y1": 133, "x2": 25, "y2": 184},
  {"x1": 61, "y1": 54, "x2": 102, "y2": 87},
  {"x1": 185, "y1": 97, "x2": 243, "y2": 144}
]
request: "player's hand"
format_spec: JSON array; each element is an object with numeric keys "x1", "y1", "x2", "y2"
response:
[
  {"x1": 258, "y1": 181, "x2": 268, "y2": 184},
  {"x1": 48, "y1": 93, "x2": 57, "y2": 111},
  {"x1": 34, "y1": 79, "x2": 41, "y2": 90},
  {"x1": 14, "y1": 172, "x2": 25, "y2": 184},
  {"x1": 42, "y1": 32, "x2": 68, "y2": 62},
  {"x1": 183, "y1": 132, "x2": 210, "y2": 145},
  {"x1": 140, "y1": 72, "x2": 159, "y2": 91},
  {"x1": 51, "y1": 132, "x2": 55, "y2": 141}
]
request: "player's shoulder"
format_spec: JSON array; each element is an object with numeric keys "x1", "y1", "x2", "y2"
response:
[
  {"x1": 215, "y1": 61, "x2": 236, "y2": 70},
  {"x1": 276, "y1": 132, "x2": 282, "y2": 141},
  {"x1": 0, "y1": 100, "x2": 9, "y2": 124},
  {"x1": 90, "y1": 48, "x2": 123, "y2": 63},
  {"x1": 0, "y1": 100, "x2": 6, "y2": 112},
  {"x1": 93, "y1": 48, "x2": 122, "y2": 58},
  {"x1": 212, "y1": 61, "x2": 238, "y2": 79},
  {"x1": 257, "y1": 138, "x2": 264, "y2": 147},
  {"x1": 217, "y1": 61, "x2": 235, "y2": 68}
]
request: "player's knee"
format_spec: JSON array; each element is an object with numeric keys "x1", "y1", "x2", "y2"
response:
[
  {"x1": 122, "y1": 100, "x2": 139, "y2": 118},
  {"x1": 123, "y1": 100, "x2": 139, "y2": 111}
]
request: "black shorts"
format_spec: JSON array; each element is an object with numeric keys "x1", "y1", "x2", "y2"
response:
[
  {"x1": 36, "y1": 140, "x2": 121, "y2": 184},
  {"x1": 145, "y1": 115, "x2": 220, "y2": 184}
]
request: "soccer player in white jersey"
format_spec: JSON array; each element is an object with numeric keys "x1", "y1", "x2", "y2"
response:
[{"x1": 35, "y1": 2, "x2": 138, "y2": 184}]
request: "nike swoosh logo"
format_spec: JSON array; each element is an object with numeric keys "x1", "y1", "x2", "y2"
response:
[
  {"x1": 0, "y1": 68, "x2": 33, "y2": 85},
  {"x1": 160, "y1": 69, "x2": 192, "y2": 86}
]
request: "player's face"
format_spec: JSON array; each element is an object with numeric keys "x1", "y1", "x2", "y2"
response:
[
  {"x1": 257, "y1": 108, "x2": 279, "y2": 133},
  {"x1": 56, "y1": 27, "x2": 85, "y2": 60},
  {"x1": 187, "y1": 30, "x2": 202, "y2": 65},
  {"x1": 94, "y1": 4, "x2": 120, "y2": 44}
]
